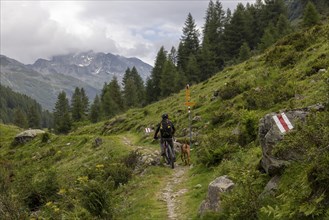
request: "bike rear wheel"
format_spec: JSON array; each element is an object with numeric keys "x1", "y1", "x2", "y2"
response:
[{"x1": 165, "y1": 143, "x2": 174, "y2": 169}]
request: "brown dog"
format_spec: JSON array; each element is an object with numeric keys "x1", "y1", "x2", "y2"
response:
[{"x1": 181, "y1": 143, "x2": 191, "y2": 166}]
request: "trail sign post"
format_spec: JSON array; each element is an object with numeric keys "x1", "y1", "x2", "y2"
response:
[
  {"x1": 185, "y1": 84, "x2": 194, "y2": 148},
  {"x1": 185, "y1": 102, "x2": 196, "y2": 106}
]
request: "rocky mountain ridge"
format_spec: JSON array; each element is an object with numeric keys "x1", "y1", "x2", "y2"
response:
[
  {"x1": 29, "y1": 50, "x2": 152, "y2": 89},
  {"x1": 0, "y1": 52, "x2": 152, "y2": 111}
]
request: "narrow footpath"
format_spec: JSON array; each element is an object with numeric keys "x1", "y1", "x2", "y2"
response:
[
  {"x1": 121, "y1": 135, "x2": 190, "y2": 219},
  {"x1": 158, "y1": 164, "x2": 189, "y2": 220}
]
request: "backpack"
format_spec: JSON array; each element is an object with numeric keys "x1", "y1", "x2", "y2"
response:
[{"x1": 160, "y1": 119, "x2": 172, "y2": 138}]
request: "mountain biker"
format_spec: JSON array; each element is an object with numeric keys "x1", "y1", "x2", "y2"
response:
[{"x1": 154, "y1": 113, "x2": 176, "y2": 160}]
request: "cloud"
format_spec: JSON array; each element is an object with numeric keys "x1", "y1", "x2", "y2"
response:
[{"x1": 0, "y1": 0, "x2": 255, "y2": 65}]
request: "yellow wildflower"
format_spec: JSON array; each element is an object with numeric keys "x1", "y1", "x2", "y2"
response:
[
  {"x1": 77, "y1": 176, "x2": 89, "y2": 183},
  {"x1": 96, "y1": 164, "x2": 104, "y2": 169},
  {"x1": 57, "y1": 188, "x2": 66, "y2": 195}
]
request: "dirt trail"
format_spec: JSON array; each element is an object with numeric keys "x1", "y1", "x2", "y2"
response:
[
  {"x1": 159, "y1": 164, "x2": 189, "y2": 220},
  {"x1": 121, "y1": 136, "x2": 190, "y2": 219}
]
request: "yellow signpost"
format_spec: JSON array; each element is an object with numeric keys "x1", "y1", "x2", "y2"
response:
[
  {"x1": 185, "y1": 84, "x2": 190, "y2": 102},
  {"x1": 185, "y1": 84, "x2": 195, "y2": 148},
  {"x1": 185, "y1": 102, "x2": 196, "y2": 106}
]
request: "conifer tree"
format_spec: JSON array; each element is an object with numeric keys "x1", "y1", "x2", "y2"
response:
[
  {"x1": 146, "y1": 46, "x2": 167, "y2": 103},
  {"x1": 122, "y1": 67, "x2": 132, "y2": 88},
  {"x1": 90, "y1": 95, "x2": 102, "y2": 123},
  {"x1": 123, "y1": 77, "x2": 138, "y2": 108},
  {"x1": 276, "y1": 14, "x2": 292, "y2": 38},
  {"x1": 28, "y1": 104, "x2": 41, "y2": 128},
  {"x1": 145, "y1": 77, "x2": 155, "y2": 104},
  {"x1": 259, "y1": 22, "x2": 277, "y2": 51},
  {"x1": 199, "y1": 37, "x2": 217, "y2": 81},
  {"x1": 222, "y1": 3, "x2": 251, "y2": 60},
  {"x1": 41, "y1": 110, "x2": 53, "y2": 129},
  {"x1": 70, "y1": 87, "x2": 89, "y2": 122},
  {"x1": 80, "y1": 88, "x2": 89, "y2": 118},
  {"x1": 303, "y1": 1, "x2": 320, "y2": 27},
  {"x1": 245, "y1": 2, "x2": 263, "y2": 49},
  {"x1": 201, "y1": 0, "x2": 226, "y2": 77},
  {"x1": 101, "y1": 77, "x2": 123, "y2": 117},
  {"x1": 108, "y1": 77, "x2": 124, "y2": 111},
  {"x1": 177, "y1": 13, "x2": 200, "y2": 74},
  {"x1": 160, "y1": 59, "x2": 180, "y2": 97},
  {"x1": 100, "y1": 82, "x2": 108, "y2": 101},
  {"x1": 168, "y1": 46, "x2": 178, "y2": 65},
  {"x1": 53, "y1": 91, "x2": 71, "y2": 134},
  {"x1": 238, "y1": 42, "x2": 251, "y2": 62},
  {"x1": 102, "y1": 90, "x2": 119, "y2": 118},
  {"x1": 261, "y1": 0, "x2": 287, "y2": 28},
  {"x1": 71, "y1": 87, "x2": 83, "y2": 122},
  {"x1": 185, "y1": 54, "x2": 200, "y2": 84},
  {"x1": 130, "y1": 67, "x2": 145, "y2": 106},
  {"x1": 13, "y1": 108, "x2": 28, "y2": 128},
  {"x1": 122, "y1": 66, "x2": 145, "y2": 107},
  {"x1": 224, "y1": 8, "x2": 232, "y2": 26}
]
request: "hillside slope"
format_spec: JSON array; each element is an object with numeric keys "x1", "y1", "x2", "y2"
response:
[
  {"x1": 99, "y1": 23, "x2": 329, "y2": 138},
  {"x1": 0, "y1": 24, "x2": 328, "y2": 219}
]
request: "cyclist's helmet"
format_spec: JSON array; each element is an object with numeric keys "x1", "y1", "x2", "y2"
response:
[{"x1": 162, "y1": 113, "x2": 168, "y2": 119}]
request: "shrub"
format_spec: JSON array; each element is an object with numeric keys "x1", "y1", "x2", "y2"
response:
[
  {"x1": 84, "y1": 163, "x2": 133, "y2": 189},
  {"x1": 122, "y1": 150, "x2": 141, "y2": 169},
  {"x1": 143, "y1": 109, "x2": 150, "y2": 116},
  {"x1": 41, "y1": 132, "x2": 50, "y2": 143},
  {"x1": 211, "y1": 111, "x2": 233, "y2": 126},
  {"x1": 265, "y1": 45, "x2": 300, "y2": 68},
  {"x1": 217, "y1": 169, "x2": 267, "y2": 219},
  {"x1": 20, "y1": 169, "x2": 60, "y2": 211},
  {"x1": 218, "y1": 81, "x2": 250, "y2": 100},
  {"x1": 196, "y1": 130, "x2": 239, "y2": 167},
  {"x1": 243, "y1": 79, "x2": 296, "y2": 110},
  {"x1": 0, "y1": 161, "x2": 28, "y2": 219},
  {"x1": 303, "y1": 53, "x2": 329, "y2": 77},
  {"x1": 105, "y1": 164, "x2": 132, "y2": 188},
  {"x1": 79, "y1": 180, "x2": 112, "y2": 218},
  {"x1": 237, "y1": 111, "x2": 259, "y2": 147}
]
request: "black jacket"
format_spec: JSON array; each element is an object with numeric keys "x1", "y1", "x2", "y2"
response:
[{"x1": 154, "y1": 119, "x2": 175, "y2": 138}]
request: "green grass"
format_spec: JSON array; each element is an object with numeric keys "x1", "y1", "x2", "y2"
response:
[
  {"x1": 114, "y1": 166, "x2": 171, "y2": 219},
  {"x1": 0, "y1": 123, "x2": 22, "y2": 148}
]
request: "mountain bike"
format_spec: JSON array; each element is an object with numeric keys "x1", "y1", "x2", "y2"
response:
[
  {"x1": 154, "y1": 137, "x2": 175, "y2": 169},
  {"x1": 163, "y1": 138, "x2": 175, "y2": 169}
]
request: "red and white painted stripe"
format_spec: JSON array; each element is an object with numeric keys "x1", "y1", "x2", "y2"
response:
[{"x1": 272, "y1": 112, "x2": 294, "y2": 133}]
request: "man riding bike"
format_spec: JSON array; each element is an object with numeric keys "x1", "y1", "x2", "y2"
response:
[{"x1": 154, "y1": 113, "x2": 176, "y2": 161}]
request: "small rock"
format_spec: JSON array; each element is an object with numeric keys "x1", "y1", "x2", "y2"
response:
[{"x1": 195, "y1": 184, "x2": 202, "y2": 189}]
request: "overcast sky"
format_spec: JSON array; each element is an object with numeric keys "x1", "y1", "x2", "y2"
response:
[{"x1": 1, "y1": 0, "x2": 255, "y2": 66}]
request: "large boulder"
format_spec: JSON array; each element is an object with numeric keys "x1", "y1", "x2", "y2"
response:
[
  {"x1": 259, "y1": 103, "x2": 324, "y2": 175},
  {"x1": 14, "y1": 129, "x2": 45, "y2": 144},
  {"x1": 199, "y1": 175, "x2": 234, "y2": 216}
]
